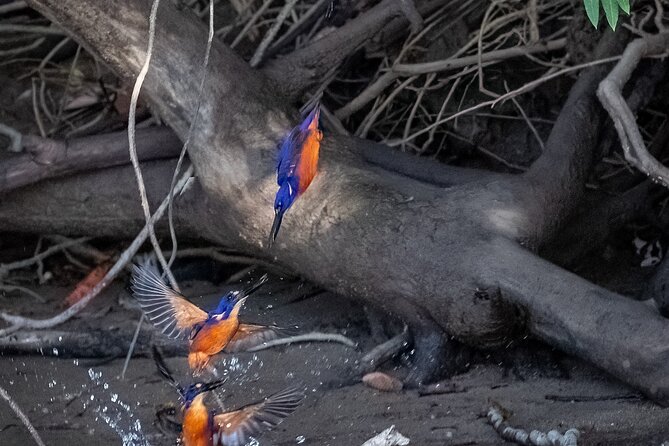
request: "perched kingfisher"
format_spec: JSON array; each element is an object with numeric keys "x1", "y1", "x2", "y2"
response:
[
  {"x1": 152, "y1": 347, "x2": 305, "y2": 446},
  {"x1": 131, "y1": 264, "x2": 289, "y2": 374},
  {"x1": 269, "y1": 103, "x2": 323, "y2": 246}
]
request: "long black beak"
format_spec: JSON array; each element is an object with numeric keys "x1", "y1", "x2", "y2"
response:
[
  {"x1": 241, "y1": 273, "x2": 269, "y2": 298},
  {"x1": 268, "y1": 209, "x2": 284, "y2": 248},
  {"x1": 199, "y1": 378, "x2": 227, "y2": 395}
]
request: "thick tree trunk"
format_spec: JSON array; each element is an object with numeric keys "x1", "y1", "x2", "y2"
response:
[{"x1": 11, "y1": 0, "x2": 669, "y2": 403}]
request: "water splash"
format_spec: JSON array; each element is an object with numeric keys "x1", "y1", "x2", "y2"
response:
[{"x1": 86, "y1": 368, "x2": 149, "y2": 446}]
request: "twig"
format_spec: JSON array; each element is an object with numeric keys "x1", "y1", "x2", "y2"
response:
[
  {"x1": 597, "y1": 33, "x2": 669, "y2": 189},
  {"x1": 397, "y1": 0, "x2": 423, "y2": 33},
  {"x1": 167, "y1": 0, "x2": 214, "y2": 271},
  {"x1": 0, "y1": 384, "x2": 47, "y2": 446},
  {"x1": 393, "y1": 38, "x2": 567, "y2": 75},
  {"x1": 0, "y1": 237, "x2": 89, "y2": 279},
  {"x1": 506, "y1": 82, "x2": 544, "y2": 152},
  {"x1": 0, "y1": 166, "x2": 194, "y2": 337},
  {"x1": 0, "y1": 37, "x2": 45, "y2": 58},
  {"x1": 487, "y1": 406, "x2": 579, "y2": 446},
  {"x1": 121, "y1": 314, "x2": 142, "y2": 380},
  {"x1": 31, "y1": 78, "x2": 46, "y2": 138},
  {"x1": 0, "y1": 1, "x2": 27, "y2": 15},
  {"x1": 244, "y1": 332, "x2": 357, "y2": 352},
  {"x1": 126, "y1": 0, "x2": 179, "y2": 290},
  {"x1": 249, "y1": 0, "x2": 299, "y2": 68},
  {"x1": 389, "y1": 55, "x2": 622, "y2": 147},
  {"x1": 359, "y1": 327, "x2": 410, "y2": 373},
  {"x1": 0, "y1": 285, "x2": 46, "y2": 302},
  {"x1": 230, "y1": 0, "x2": 272, "y2": 48},
  {"x1": 0, "y1": 122, "x2": 22, "y2": 152},
  {"x1": 0, "y1": 24, "x2": 64, "y2": 35}
]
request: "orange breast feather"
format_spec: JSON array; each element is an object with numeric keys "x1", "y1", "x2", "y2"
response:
[
  {"x1": 296, "y1": 127, "x2": 322, "y2": 194},
  {"x1": 190, "y1": 318, "x2": 240, "y2": 356},
  {"x1": 182, "y1": 397, "x2": 211, "y2": 446}
]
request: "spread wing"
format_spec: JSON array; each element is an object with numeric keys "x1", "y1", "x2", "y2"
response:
[
  {"x1": 130, "y1": 264, "x2": 207, "y2": 340},
  {"x1": 212, "y1": 387, "x2": 305, "y2": 446},
  {"x1": 224, "y1": 324, "x2": 298, "y2": 353}
]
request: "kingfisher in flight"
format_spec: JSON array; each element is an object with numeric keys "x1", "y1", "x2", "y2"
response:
[
  {"x1": 152, "y1": 347, "x2": 304, "y2": 446},
  {"x1": 269, "y1": 103, "x2": 322, "y2": 246},
  {"x1": 131, "y1": 264, "x2": 290, "y2": 374}
]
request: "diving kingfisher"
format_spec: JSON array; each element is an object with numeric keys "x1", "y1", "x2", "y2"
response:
[
  {"x1": 131, "y1": 264, "x2": 289, "y2": 374},
  {"x1": 269, "y1": 103, "x2": 322, "y2": 246},
  {"x1": 152, "y1": 347, "x2": 304, "y2": 446}
]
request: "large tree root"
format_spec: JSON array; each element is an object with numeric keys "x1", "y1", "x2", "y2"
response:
[{"x1": 7, "y1": 0, "x2": 669, "y2": 404}]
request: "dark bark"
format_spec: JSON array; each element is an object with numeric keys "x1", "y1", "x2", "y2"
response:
[
  {"x1": 11, "y1": 0, "x2": 669, "y2": 403},
  {"x1": 0, "y1": 127, "x2": 179, "y2": 193}
]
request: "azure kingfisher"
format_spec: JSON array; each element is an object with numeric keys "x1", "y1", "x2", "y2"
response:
[
  {"x1": 131, "y1": 264, "x2": 288, "y2": 374},
  {"x1": 269, "y1": 103, "x2": 322, "y2": 246},
  {"x1": 152, "y1": 347, "x2": 304, "y2": 446}
]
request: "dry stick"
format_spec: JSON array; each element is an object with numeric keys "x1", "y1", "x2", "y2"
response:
[
  {"x1": 0, "y1": 384, "x2": 47, "y2": 446},
  {"x1": 0, "y1": 1, "x2": 27, "y2": 14},
  {"x1": 0, "y1": 24, "x2": 64, "y2": 34},
  {"x1": 393, "y1": 38, "x2": 567, "y2": 75},
  {"x1": 126, "y1": 0, "x2": 178, "y2": 291},
  {"x1": 31, "y1": 78, "x2": 46, "y2": 138},
  {"x1": 0, "y1": 165, "x2": 194, "y2": 338},
  {"x1": 528, "y1": 0, "x2": 540, "y2": 42},
  {"x1": 266, "y1": 0, "x2": 330, "y2": 54},
  {"x1": 0, "y1": 37, "x2": 45, "y2": 58},
  {"x1": 120, "y1": 315, "x2": 142, "y2": 380},
  {"x1": 487, "y1": 406, "x2": 579, "y2": 446},
  {"x1": 0, "y1": 237, "x2": 89, "y2": 279},
  {"x1": 0, "y1": 284, "x2": 46, "y2": 302},
  {"x1": 249, "y1": 0, "x2": 299, "y2": 68},
  {"x1": 336, "y1": 38, "x2": 566, "y2": 120},
  {"x1": 597, "y1": 33, "x2": 669, "y2": 189},
  {"x1": 230, "y1": 0, "x2": 272, "y2": 48},
  {"x1": 359, "y1": 327, "x2": 410, "y2": 373},
  {"x1": 244, "y1": 332, "x2": 357, "y2": 352},
  {"x1": 167, "y1": 0, "x2": 214, "y2": 271},
  {"x1": 0, "y1": 122, "x2": 22, "y2": 152},
  {"x1": 397, "y1": 0, "x2": 424, "y2": 33},
  {"x1": 389, "y1": 55, "x2": 622, "y2": 147},
  {"x1": 506, "y1": 81, "x2": 545, "y2": 152}
]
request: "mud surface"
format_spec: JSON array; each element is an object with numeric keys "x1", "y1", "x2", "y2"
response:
[{"x1": 1, "y1": 263, "x2": 668, "y2": 446}]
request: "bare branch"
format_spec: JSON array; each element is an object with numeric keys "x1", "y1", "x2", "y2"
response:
[{"x1": 597, "y1": 33, "x2": 669, "y2": 188}]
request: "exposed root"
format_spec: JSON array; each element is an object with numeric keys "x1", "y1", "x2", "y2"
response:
[{"x1": 359, "y1": 326, "x2": 410, "y2": 374}]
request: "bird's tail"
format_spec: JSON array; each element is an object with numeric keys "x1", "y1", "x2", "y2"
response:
[
  {"x1": 268, "y1": 209, "x2": 285, "y2": 248},
  {"x1": 151, "y1": 345, "x2": 184, "y2": 396}
]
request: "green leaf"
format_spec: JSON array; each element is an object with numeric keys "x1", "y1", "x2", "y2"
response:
[
  {"x1": 602, "y1": 0, "x2": 619, "y2": 30},
  {"x1": 584, "y1": 0, "x2": 600, "y2": 28},
  {"x1": 616, "y1": 0, "x2": 630, "y2": 14}
]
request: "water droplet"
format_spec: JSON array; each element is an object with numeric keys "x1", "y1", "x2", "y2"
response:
[{"x1": 296, "y1": 435, "x2": 306, "y2": 444}]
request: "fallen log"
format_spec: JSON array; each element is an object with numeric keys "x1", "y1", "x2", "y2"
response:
[{"x1": 7, "y1": 0, "x2": 669, "y2": 404}]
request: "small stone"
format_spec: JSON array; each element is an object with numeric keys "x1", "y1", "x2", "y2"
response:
[{"x1": 362, "y1": 372, "x2": 403, "y2": 392}]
